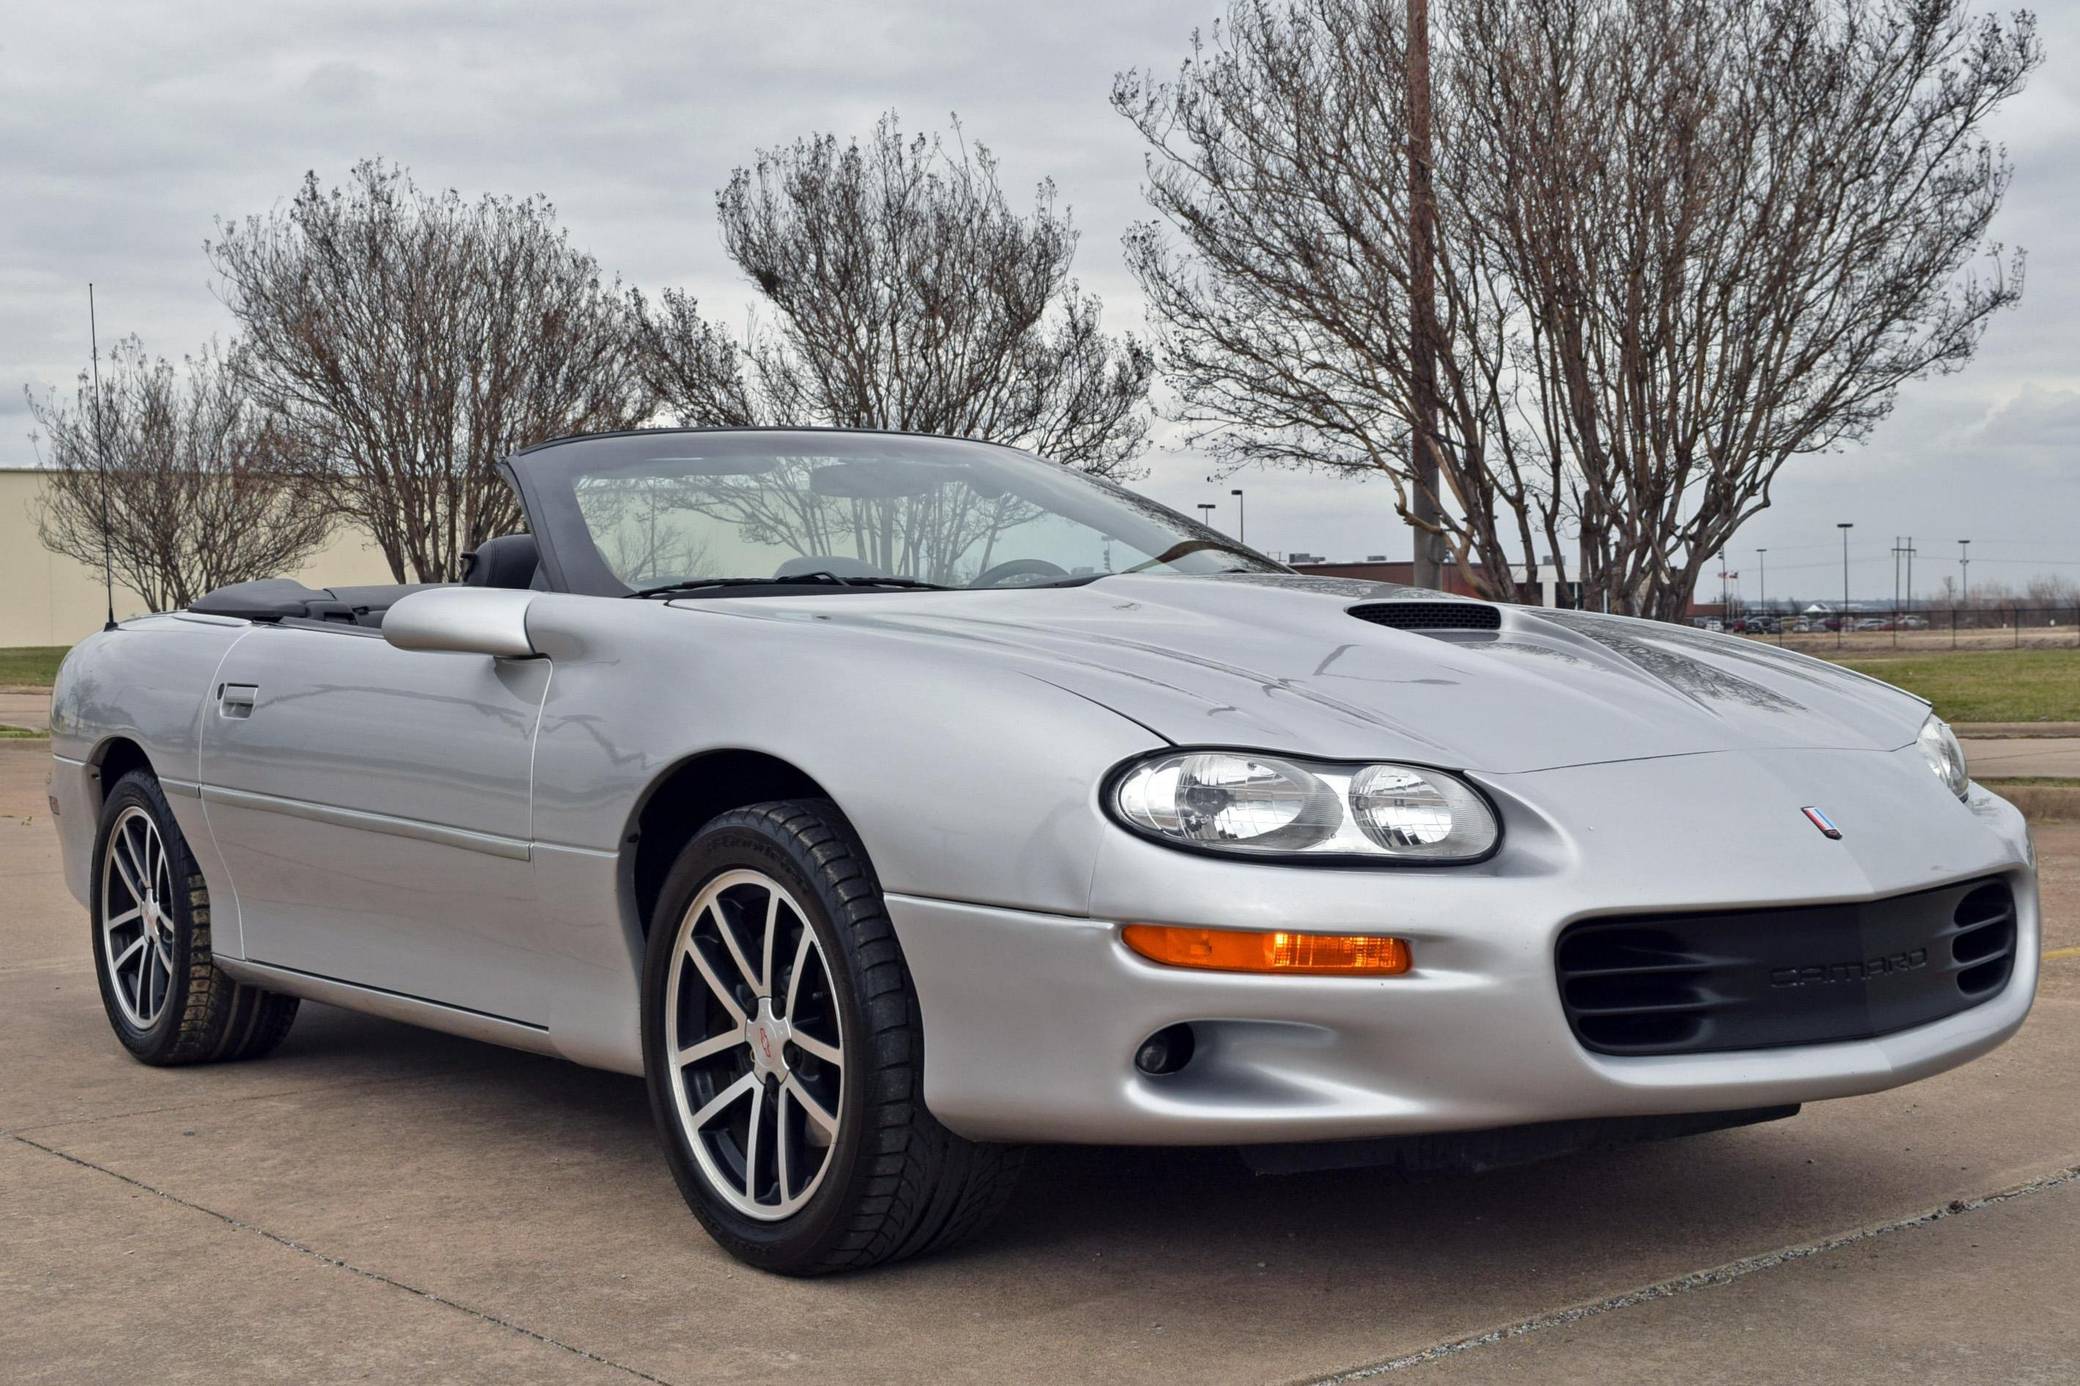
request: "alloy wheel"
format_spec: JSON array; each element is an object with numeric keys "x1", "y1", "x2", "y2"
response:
[
  {"x1": 101, "y1": 805, "x2": 176, "y2": 1029},
  {"x1": 663, "y1": 868, "x2": 847, "y2": 1220}
]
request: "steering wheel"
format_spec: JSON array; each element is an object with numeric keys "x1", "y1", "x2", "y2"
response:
[{"x1": 972, "y1": 558, "x2": 1069, "y2": 588}]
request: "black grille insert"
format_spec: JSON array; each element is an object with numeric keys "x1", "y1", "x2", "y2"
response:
[
  {"x1": 1348, "y1": 601, "x2": 1502, "y2": 632},
  {"x1": 1556, "y1": 877, "x2": 2017, "y2": 1056}
]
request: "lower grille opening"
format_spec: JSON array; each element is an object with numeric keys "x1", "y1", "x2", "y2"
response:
[
  {"x1": 1557, "y1": 878, "x2": 2017, "y2": 1057},
  {"x1": 1949, "y1": 882, "x2": 2017, "y2": 998},
  {"x1": 1555, "y1": 928, "x2": 1718, "y2": 1053}
]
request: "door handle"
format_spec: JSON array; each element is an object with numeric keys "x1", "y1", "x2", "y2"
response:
[{"x1": 218, "y1": 683, "x2": 259, "y2": 718}]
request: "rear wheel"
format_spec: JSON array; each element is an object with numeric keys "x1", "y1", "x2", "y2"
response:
[
  {"x1": 641, "y1": 799, "x2": 1023, "y2": 1274},
  {"x1": 89, "y1": 770, "x2": 299, "y2": 1065}
]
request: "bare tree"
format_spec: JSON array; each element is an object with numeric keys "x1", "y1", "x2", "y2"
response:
[
  {"x1": 209, "y1": 160, "x2": 654, "y2": 582},
  {"x1": 1116, "y1": 1, "x2": 1548, "y2": 601},
  {"x1": 1118, "y1": 0, "x2": 2039, "y2": 615},
  {"x1": 634, "y1": 113, "x2": 1154, "y2": 479},
  {"x1": 1455, "y1": 0, "x2": 2039, "y2": 618},
  {"x1": 26, "y1": 338, "x2": 334, "y2": 612}
]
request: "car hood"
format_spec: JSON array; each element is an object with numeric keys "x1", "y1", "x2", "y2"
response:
[{"x1": 670, "y1": 573, "x2": 1929, "y2": 773}]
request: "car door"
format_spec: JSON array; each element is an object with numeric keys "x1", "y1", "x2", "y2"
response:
[{"x1": 197, "y1": 621, "x2": 552, "y2": 1024}]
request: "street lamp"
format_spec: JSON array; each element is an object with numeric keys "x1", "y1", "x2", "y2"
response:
[
  {"x1": 1197, "y1": 502, "x2": 1217, "y2": 530},
  {"x1": 1756, "y1": 548, "x2": 1767, "y2": 618},
  {"x1": 1230, "y1": 489, "x2": 1246, "y2": 545},
  {"x1": 1837, "y1": 522, "x2": 1853, "y2": 648}
]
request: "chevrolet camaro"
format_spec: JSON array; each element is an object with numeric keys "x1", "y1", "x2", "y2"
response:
[{"x1": 47, "y1": 428, "x2": 2038, "y2": 1274}]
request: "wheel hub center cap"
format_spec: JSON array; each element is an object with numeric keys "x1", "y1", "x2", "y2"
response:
[{"x1": 746, "y1": 998, "x2": 790, "y2": 1080}]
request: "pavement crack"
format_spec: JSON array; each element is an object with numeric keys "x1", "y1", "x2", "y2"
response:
[
  {"x1": 9, "y1": 1132, "x2": 681, "y2": 1386},
  {"x1": 1313, "y1": 1161, "x2": 2080, "y2": 1382}
]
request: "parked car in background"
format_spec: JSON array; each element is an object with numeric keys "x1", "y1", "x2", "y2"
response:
[{"x1": 46, "y1": 428, "x2": 2041, "y2": 1274}]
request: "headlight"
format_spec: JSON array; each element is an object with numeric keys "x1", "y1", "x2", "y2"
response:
[
  {"x1": 1916, "y1": 714, "x2": 1969, "y2": 801},
  {"x1": 1109, "y1": 751, "x2": 1499, "y2": 862}
]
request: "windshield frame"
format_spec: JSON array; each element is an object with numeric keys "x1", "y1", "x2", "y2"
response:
[{"x1": 501, "y1": 427, "x2": 1286, "y2": 597}]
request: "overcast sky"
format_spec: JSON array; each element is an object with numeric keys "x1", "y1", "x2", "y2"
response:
[{"x1": 5, "y1": 0, "x2": 2075, "y2": 603}]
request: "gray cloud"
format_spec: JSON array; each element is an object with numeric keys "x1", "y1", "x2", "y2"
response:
[{"x1": 5, "y1": 0, "x2": 2074, "y2": 602}]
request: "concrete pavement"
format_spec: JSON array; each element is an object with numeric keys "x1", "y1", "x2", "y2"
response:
[{"x1": 2, "y1": 738, "x2": 2075, "y2": 1384}]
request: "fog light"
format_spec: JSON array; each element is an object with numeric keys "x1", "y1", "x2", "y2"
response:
[
  {"x1": 1134, "y1": 1023, "x2": 1196, "y2": 1076},
  {"x1": 1122, "y1": 924, "x2": 1413, "y2": 976}
]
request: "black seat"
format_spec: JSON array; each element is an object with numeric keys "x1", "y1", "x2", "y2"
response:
[{"x1": 463, "y1": 534, "x2": 539, "y2": 589}]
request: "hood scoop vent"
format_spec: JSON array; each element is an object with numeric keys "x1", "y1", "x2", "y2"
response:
[{"x1": 1347, "y1": 601, "x2": 1502, "y2": 633}]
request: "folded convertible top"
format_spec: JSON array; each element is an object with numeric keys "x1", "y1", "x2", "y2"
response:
[{"x1": 190, "y1": 579, "x2": 437, "y2": 627}]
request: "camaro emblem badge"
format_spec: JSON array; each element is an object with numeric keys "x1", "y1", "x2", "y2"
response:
[{"x1": 1802, "y1": 806, "x2": 1843, "y2": 840}]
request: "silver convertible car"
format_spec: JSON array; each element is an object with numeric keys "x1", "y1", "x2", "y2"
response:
[{"x1": 49, "y1": 429, "x2": 2038, "y2": 1274}]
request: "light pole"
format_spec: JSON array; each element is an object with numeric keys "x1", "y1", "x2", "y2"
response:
[
  {"x1": 1958, "y1": 539, "x2": 1971, "y2": 607},
  {"x1": 1837, "y1": 522, "x2": 1854, "y2": 648},
  {"x1": 1230, "y1": 489, "x2": 1246, "y2": 545},
  {"x1": 1197, "y1": 502, "x2": 1217, "y2": 531},
  {"x1": 1756, "y1": 548, "x2": 1767, "y2": 618}
]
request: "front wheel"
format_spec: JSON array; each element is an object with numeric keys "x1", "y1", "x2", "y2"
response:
[{"x1": 641, "y1": 799, "x2": 1022, "y2": 1274}]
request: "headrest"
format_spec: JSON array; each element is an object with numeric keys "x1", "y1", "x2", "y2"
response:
[{"x1": 463, "y1": 534, "x2": 540, "y2": 589}]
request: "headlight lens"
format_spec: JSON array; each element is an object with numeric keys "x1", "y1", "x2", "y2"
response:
[
  {"x1": 1111, "y1": 752, "x2": 1499, "y2": 862},
  {"x1": 1916, "y1": 714, "x2": 1970, "y2": 801}
]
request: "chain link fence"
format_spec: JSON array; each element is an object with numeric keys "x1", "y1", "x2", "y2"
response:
[{"x1": 1701, "y1": 607, "x2": 2080, "y2": 654}]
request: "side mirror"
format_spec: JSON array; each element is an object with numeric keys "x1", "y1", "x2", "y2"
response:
[{"x1": 383, "y1": 588, "x2": 539, "y2": 659}]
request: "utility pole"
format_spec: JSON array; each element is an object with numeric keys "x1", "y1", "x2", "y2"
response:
[
  {"x1": 1756, "y1": 548, "x2": 1767, "y2": 617},
  {"x1": 1838, "y1": 522, "x2": 1854, "y2": 648},
  {"x1": 1892, "y1": 536, "x2": 1904, "y2": 623},
  {"x1": 1958, "y1": 539, "x2": 1971, "y2": 607},
  {"x1": 1407, "y1": 0, "x2": 1442, "y2": 590},
  {"x1": 1230, "y1": 488, "x2": 1246, "y2": 546},
  {"x1": 1904, "y1": 536, "x2": 1916, "y2": 620},
  {"x1": 88, "y1": 284, "x2": 117, "y2": 632}
]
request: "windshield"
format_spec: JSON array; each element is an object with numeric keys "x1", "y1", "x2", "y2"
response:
[{"x1": 509, "y1": 430, "x2": 1283, "y2": 596}]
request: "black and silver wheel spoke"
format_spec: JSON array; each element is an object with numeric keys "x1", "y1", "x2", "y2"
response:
[
  {"x1": 101, "y1": 805, "x2": 174, "y2": 1029},
  {"x1": 664, "y1": 868, "x2": 845, "y2": 1221}
]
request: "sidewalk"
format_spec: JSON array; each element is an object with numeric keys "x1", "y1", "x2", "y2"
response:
[
  {"x1": 0, "y1": 691, "x2": 49, "y2": 734},
  {"x1": 1960, "y1": 738, "x2": 2080, "y2": 779}
]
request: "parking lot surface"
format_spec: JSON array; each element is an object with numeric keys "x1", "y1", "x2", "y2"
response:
[{"x1": 2, "y1": 740, "x2": 2075, "y2": 1384}]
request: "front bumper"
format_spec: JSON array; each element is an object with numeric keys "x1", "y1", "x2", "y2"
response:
[{"x1": 889, "y1": 748, "x2": 2040, "y2": 1145}]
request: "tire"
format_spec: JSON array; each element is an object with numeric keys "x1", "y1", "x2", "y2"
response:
[
  {"x1": 641, "y1": 799, "x2": 1023, "y2": 1275},
  {"x1": 89, "y1": 769, "x2": 299, "y2": 1066}
]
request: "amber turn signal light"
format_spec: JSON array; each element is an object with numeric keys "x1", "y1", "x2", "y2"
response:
[{"x1": 1122, "y1": 924, "x2": 1412, "y2": 977}]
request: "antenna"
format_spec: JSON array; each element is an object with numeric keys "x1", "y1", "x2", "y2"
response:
[{"x1": 88, "y1": 284, "x2": 117, "y2": 631}]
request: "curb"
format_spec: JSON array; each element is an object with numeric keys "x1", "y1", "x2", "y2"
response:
[
  {"x1": 1955, "y1": 722, "x2": 2080, "y2": 739},
  {"x1": 1984, "y1": 783, "x2": 2080, "y2": 822}
]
